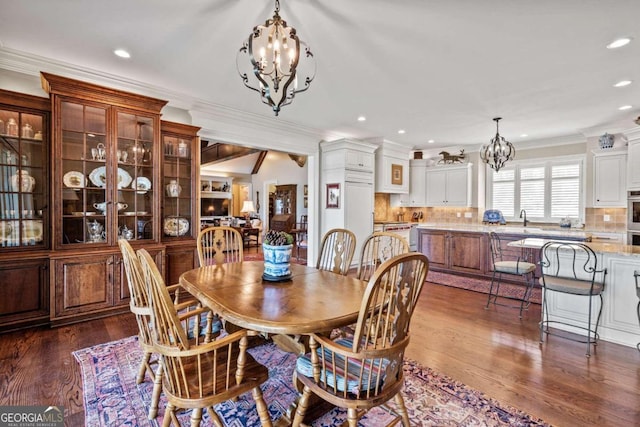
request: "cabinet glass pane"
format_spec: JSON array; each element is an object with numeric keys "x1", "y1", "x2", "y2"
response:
[
  {"x1": 60, "y1": 101, "x2": 108, "y2": 245},
  {"x1": 116, "y1": 112, "x2": 154, "y2": 241},
  {"x1": 162, "y1": 134, "x2": 193, "y2": 239},
  {"x1": 0, "y1": 109, "x2": 46, "y2": 248}
]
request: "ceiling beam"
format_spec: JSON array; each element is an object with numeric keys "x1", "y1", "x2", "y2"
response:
[
  {"x1": 251, "y1": 151, "x2": 268, "y2": 175},
  {"x1": 200, "y1": 141, "x2": 260, "y2": 165}
]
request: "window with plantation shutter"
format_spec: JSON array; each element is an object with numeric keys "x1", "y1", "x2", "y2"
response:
[{"x1": 486, "y1": 155, "x2": 584, "y2": 222}]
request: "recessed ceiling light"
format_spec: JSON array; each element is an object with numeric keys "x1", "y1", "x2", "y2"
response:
[
  {"x1": 114, "y1": 49, "x2": 131, "y2": 58},
  {"x1": 619, "y1": 105, "x2": 633, "y2": 110},
  {"x1": 357, "y1": 115, "x2": 366, "y2": 122},
  {"x1": 614, "y1": 80, "x2": 632, "y2": 87},
  {"x1": 520, "y1": 134, "x2": 528, "y2": 138},
  {"x1": 427, "y1": 139, "x2": 435, "y2": 144},
  {"x1": 397, "y1": 129, "x2": 406, "y2": 134},
  {"x1": 606, "y1": 38, "x2": 631, "y2": 49}
]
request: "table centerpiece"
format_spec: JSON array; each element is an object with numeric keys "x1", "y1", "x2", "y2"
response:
[{"x1": 262, "y1": 230, "x2": 294, "y2": 281}]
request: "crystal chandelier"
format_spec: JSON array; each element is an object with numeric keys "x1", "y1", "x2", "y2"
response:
[
  {"x1": 480, "y1": 117, "x2": 515, "y2": 172},
  {"x1": 237, "y1": 0, "x2": 316, "y2": 116}
]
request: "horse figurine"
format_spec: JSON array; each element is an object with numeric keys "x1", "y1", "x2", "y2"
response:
[{"x1": 438, "y1": 149, "x2": 465, "y2": 164}]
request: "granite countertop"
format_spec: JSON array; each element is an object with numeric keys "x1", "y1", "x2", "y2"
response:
[
  {"x1": 507, "y1": 237, "x2": 640, "y2": 257},
  {"x1": 415, "y1": 223, "x2": 593, "y2": 240}
]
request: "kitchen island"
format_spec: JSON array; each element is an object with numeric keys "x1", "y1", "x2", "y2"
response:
[
  {"x1": 415, "y1": 223, "x2": 592, "y2": 278},
  {"x1": 509, "y1": 237, "x2": 640, "y2": 349}
]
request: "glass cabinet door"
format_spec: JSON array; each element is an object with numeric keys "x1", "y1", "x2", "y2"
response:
[
  {"x1": 59, "y1": 101, "x2": 108, "y2": 246},
  {"x1": 0, "y1": 108, "x2": 47, "y2": 249},
  {"x1": 116, "y1": 112, "x2": 155, "y2": 241},
  {"x1": 162, "y1": 133, "x2": 194, "y2": 239}
]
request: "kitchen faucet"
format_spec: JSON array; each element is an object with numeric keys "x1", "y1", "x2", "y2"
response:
[{"x1": 519, "y1": 209, "x2": 528, "y2": 227}]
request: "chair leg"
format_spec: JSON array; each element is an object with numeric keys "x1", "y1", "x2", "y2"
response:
[
  {"x1": 190, "y1": 408, "x2": 202, "y2": 427},
  {"x1": 518, "y1": 272, "x2": 534, "y2": 319},
  {"x1": 137, "y1": 351, "x2": 152, "y2": 384},
  {"x1": 539, "y1": 287, "x2": 548, "y2": 344},
  {"x1": 485, "y1": 270, "x2": 498, "y2": 308},
  {"x1": 292, "y1": 386, "x2": 312, "y2": 427},
  {"x1": 252, "y1": 386, "x2": 273, "y2": 426},
  {"x1": 206, "y1": 407, "x2": 224, "y2": 427},
  {"x1": 347, "y1": 408, "x2": 358, "y2": 427},
  {"x1": 394, "y1": 392, "x2": 411, "y2": 427},
  {"x1": 149, "y1": 358, "x2": 164, "y2": 419},
  {"x1": 162, "y1": 403, "x2": 174, "y2": 427}
]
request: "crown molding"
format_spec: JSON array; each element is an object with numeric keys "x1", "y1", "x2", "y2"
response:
[{"x1": 0, "y1": 47, "x2": 342, "y2": 152}]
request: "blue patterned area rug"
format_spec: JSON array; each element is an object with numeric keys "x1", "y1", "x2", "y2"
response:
[{"x1": 73, "y1": 336, "x2": 550, "y2": 426}]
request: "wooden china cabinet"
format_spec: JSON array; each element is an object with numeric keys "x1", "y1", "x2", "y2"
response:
[
  {"x1": 0, "y1": 90, "x2": 50, "y2": 331},
  {"x1": 160, "y1": 120, "x2": 200, "y2": 284},
  {"x1": 42, "y1": 73, "x2": 167, "y2": 325}
]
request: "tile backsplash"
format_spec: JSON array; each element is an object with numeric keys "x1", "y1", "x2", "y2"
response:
[{"x1": 375, "y1": 193, "x2": 626, "y2": 231}]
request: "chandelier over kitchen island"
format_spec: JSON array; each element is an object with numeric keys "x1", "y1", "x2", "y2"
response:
[
  {"x1": 237, "y1": 0, "x2": 316, "y2": 116},
  {"x1": 480, "y1": 117, "x2": 515, "y2": 172}
]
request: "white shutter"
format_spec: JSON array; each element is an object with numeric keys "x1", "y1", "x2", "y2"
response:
[
  {"x1": 551, "y1": 164, "x2": 580, "y2": 218},
  {"x1": 491, "y1": 169, "x2": 514, "y2": 217},
  {"x1": 520, "y1": 167, "x2": 545, "y2": 218}
]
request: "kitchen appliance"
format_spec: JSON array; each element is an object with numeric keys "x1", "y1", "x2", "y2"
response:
[
  {"x1": 628, "y1": 191, "x2": 640, "y2": 231},
  {"x1": 628, "y1": 231, "x2": 640, "y2": 246},
  {"x1": 374, "y1": 221, "x2": 412, "y2": 248}
]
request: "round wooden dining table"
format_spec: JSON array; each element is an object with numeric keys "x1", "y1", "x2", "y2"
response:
[{"x1": 178, "y1": 261, "x2": 368, "y2": 336}]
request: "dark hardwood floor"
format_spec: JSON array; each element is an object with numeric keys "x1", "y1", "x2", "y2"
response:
[{"x1": 1, "y1": 282, "x2": 638, "y2": 426}]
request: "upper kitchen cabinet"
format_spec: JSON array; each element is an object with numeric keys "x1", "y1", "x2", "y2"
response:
[
  {"x1": 0, "y1": 90, "x2": 50, "y2": 252},
  {"x1": 425, "y1": 163, "x2": 472, "y2": 207},
  {"x1": 369, "y1": 138, "x2": 410, "y2": 193},
  {"x1": 391, "y1": 159, "x2": 427, "y2": 207},
  {"x1": 626, "y1": 128, "x2": 640, "y2": 190},
  {"x1": 322, "y1": 138, "x2": 375, "y2": 173},
  {"x1": 42, "y1": 73, "x2": 167, "y2": 248},
  {"x1": 593, "y1": 149, "x2": 627, "y2": 207}
]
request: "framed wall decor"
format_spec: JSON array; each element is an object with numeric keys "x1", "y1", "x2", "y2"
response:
[
  {"x1": 326, "y1": 183, "x2": 340, "y2": 209},
  {"x1": 304, "y1": 197, "x2": 308, "y2": 208},
  {"x1": 303, "y1": 184, "x2": 308, "y2": 195},
  {"x1": 391, "y1": 163, "x2": 403, "y2": 185}
]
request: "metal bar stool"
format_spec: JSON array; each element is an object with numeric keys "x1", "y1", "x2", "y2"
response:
[
  {"x1": 539, "y1": 241, "x2": 607, "y2": 357},
  {"x1": 485, "y1": 232, "x2": 537, "y2": 318}
]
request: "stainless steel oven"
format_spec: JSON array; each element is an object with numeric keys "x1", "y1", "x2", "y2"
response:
[
  {"x1": 628, "y1": 191, "x2": 640, "y2": 231},
  {"x1": 628, "y1": 231, "x2": 640, "y2": 246}
]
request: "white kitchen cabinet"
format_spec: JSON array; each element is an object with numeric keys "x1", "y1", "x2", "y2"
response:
[
  {"x1": 593, "y1": 150, "x2": 627, "y2": 207},
  {"x1": 391, "y1": 159, "x2": 427, "y2": 207},
  {"x1": 320, "y1": 139, "x2": 377, "y2": 263},
  {"x1": 425, "y1": 163, "x2": 472, "y2": 207},
  {"x1": 370, "y1": 138, "x2": 410, "y2": 193},
  {"x1": 627, "y1": 139, "x2": 640, "y2": 190}
]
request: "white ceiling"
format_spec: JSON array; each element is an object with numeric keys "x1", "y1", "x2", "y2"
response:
[{"x1": 1, "y1": 0, "x2": 639, "y2": 153}]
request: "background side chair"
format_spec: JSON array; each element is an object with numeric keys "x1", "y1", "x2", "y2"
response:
[
  {"x1": 357, "y1": 231, "x2": 410, "y2": 282},
  {"x1": 316, "y1": 228, "x2": 356, "y2": 276},
  {"x1": 539, "y1": 241, "x2": 607, "y2": 357},
  {"x1": 197, "y1": 226, "x2": 244, "y2": 266}
]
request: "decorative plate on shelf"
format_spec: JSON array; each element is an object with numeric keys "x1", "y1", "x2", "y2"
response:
[
  {"x1": 163, "y1": 216, "x2": 189, "y2": 237},
  {"x1": 0, "y1": 220, "x2": 43, "y2": 245},
  {"x1": 132, "y1": 176, "x2": 151, "y2": 194},
  {"x1": 63, "y1": 171, "x2": 85, "y2": 188},
  {"x1": 88, "y1": 167, "x2": 132, "y2": 189}
]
